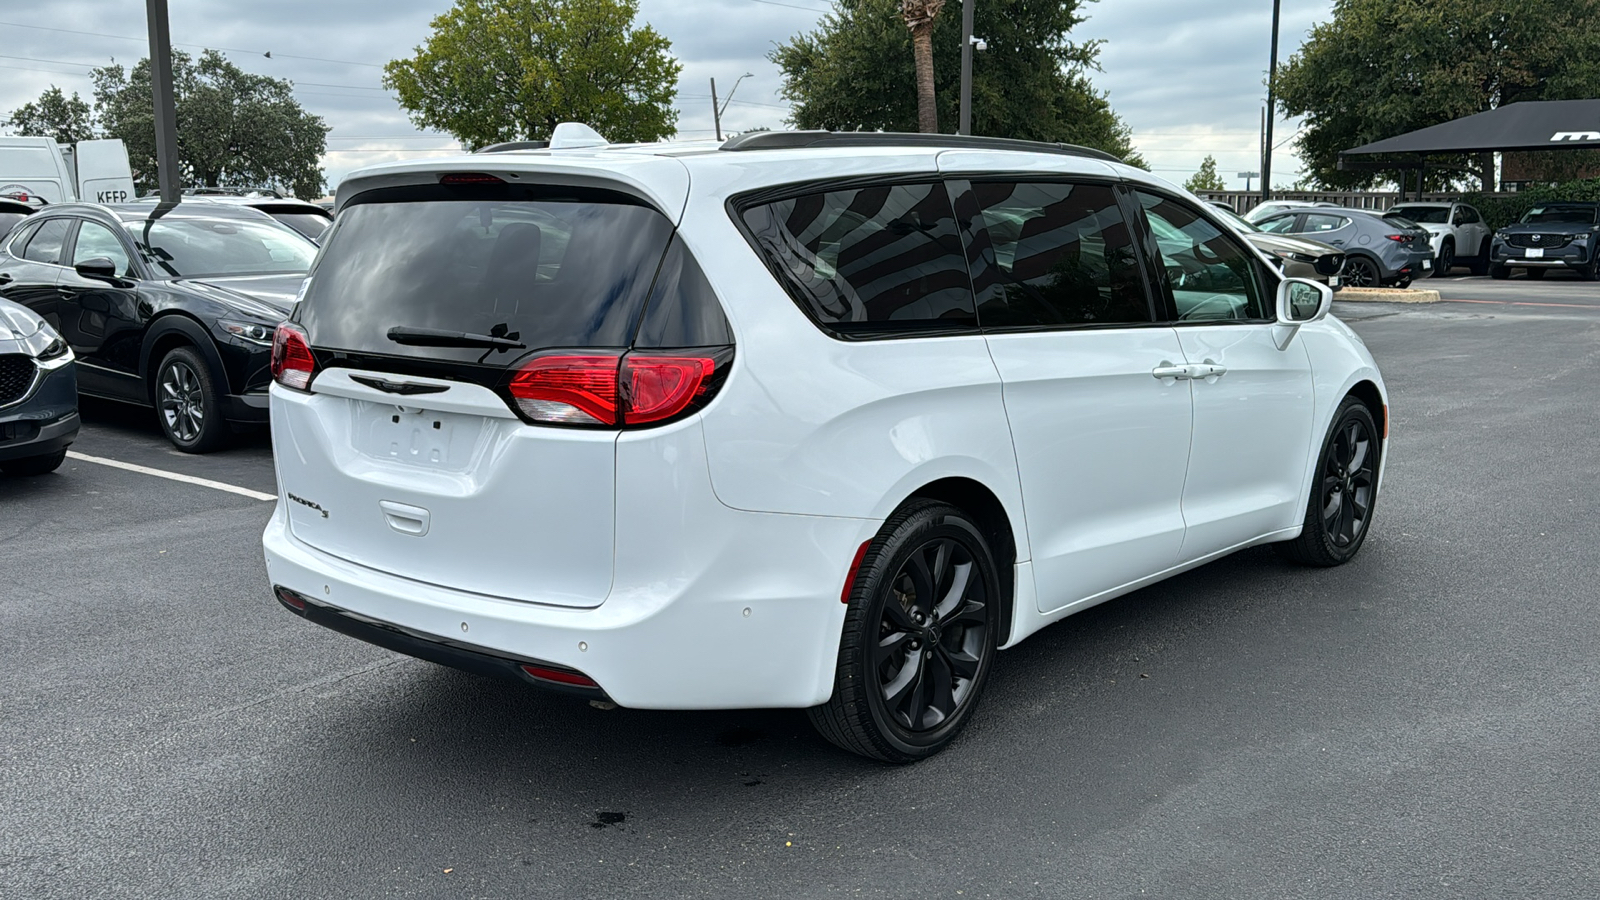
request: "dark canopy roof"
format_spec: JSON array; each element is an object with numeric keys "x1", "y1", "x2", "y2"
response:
[{"x1": 1344, "y1": 99, "x2": 1600, "y2": 156}]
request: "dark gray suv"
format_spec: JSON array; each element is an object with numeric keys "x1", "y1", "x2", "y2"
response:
[
  {"x1": 0, "y1": 297, "x2": 77, "y2": 475},
  {"x1": 1489, "y1": 202, "x2": 1600, "y2": 281}
]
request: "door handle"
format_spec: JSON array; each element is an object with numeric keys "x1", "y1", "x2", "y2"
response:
[
  {"x1": 1151, "y1": 362, "x2": 1192, "y2": 381},
  {"x1": 1189, "y1": 360, "x2": 1228, "y2": 380},
  {"x1": 0, "y1": 273, "x2": 12, "y2": 285}
]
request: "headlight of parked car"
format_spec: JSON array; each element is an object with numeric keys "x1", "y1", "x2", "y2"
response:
[
  {"x1": 219, "y1": 319, "x2": 277, "y2": 345},
  {"x1": 0, "y1": 303, "x2": 72, "y2": 365}
]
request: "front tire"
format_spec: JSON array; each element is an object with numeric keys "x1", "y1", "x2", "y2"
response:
[
  {"x1": 1278, "y1": 398, "x2": 1380, "y2": 567},
  {"x1": 1, "y1": 448, "x2": 67, "y2": 476},
  {"x1": 154, "y1": 346, "x2": 230, "y2": 453},
  {"x1": 809, "y1": 500, "x2": 1000, "y2": 763},
  {"x1": 1432, "y1": 240, "x2": 1454, "y2": 277},
  {"x1": 1490, "y1": 264, "x2": 1511, "y2": 280}
]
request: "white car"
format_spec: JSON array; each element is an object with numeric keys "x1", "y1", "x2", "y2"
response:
[
  {"x1": 263, "y1": 126, "x2": 1389, "y2": 762},
  {"x1": 1386, "y1": 201, "x2": 1492, "y2": 276}
]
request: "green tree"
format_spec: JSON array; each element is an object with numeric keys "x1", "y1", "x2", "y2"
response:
[
  {"x1": 92, "y1": 50, "x2": 329, "y2": 198},
  {"x1": 4, "y1": 86, "x2": 97, "y2": 144},
  {"x1": 771, "y1": 0, "x2": 1144, "y2": 167},
  {"x1": 900, "y1": 0, "x2": 946, "y2": 134},
  {"x1": 1184, "y1": 155, "x2": 1226, "y2": 193},
  {"x1": 1277, "y1": 0, "x2": 1600, "y2": 190},
  {"x1": 384, "y1": 0, "x2": 680, "y2": 148}
]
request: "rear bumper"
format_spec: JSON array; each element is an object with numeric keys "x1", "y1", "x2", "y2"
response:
[{"x1": 261, "y1": 477, "x2": 867, "y2": 711}]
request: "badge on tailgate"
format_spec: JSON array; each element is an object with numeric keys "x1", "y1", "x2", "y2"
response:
[{"x1": 350, "y1": 375, "x2": 449, "y2": 396}]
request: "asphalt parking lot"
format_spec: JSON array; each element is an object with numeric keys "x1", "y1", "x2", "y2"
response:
[{"x1": 4, "y1": 282, "x2": 1600, "y2": 899}]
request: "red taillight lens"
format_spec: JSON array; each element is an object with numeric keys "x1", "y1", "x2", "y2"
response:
[
  {"x1": 270, "y1": 322, "x2": 316, "y2": 391},
  {"x1": 508, "y1": 355, "x2": 620, "y2": 425},
  {"x1": 519, "y1": 664, "x2": 599, "y2": 687},
  {"x1": 508, "y1": 353, "x2": 721, "y2": 427},
  {"x1": 621, "y1": 356, "x2": 715, "y2": 424},
  {"x1": 1384, "y1": 234, "x2": 1411, "y2": 242}
]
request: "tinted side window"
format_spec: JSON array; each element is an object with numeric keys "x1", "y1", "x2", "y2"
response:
[
  {"x1": 740, "y1": 182, "x2": 976, "y2": 337},
  {"x1": 1256, "y1": 214, "x2": 1301, "y2": 234},
  {"x1": 1137, "y1": 191, "x2": 1268, "y2": 322},
  {"x1": 72, "y1": 221, "x2": 134, "y2": 276},
  {"x1": 970, "y1": 181, "x2": 1150, "y2": 328},
  {"x1": 5, "y1": 220, "x2": 41, "y2": 255},
  {"x1": 20, "y1": 218, "x2": 71, "y2": 265},
  {"x1": 634, "y1": 234, "x2": 732, "y2": 348},
  {"x1": 1300, "y1": 214, "x2": 1347, "y2": 233}
]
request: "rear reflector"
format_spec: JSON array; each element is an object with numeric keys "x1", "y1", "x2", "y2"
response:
[
  {"x1": 274, "y1": 585, "x2": 308, "y2": 612},
  {"x1": 841, "y1": 539, "x2": 872, "y2": 603},
  {"x1": 271, "y1": 322, "x2": 316, "y2": 391},
  {"x1": 519, "y1": 664, "x2": 600, "y2": 688}
]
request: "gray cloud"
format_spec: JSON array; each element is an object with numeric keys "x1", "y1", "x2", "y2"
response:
[{"x1": 1, "y1": 0, "x2": 1333, "y2": 193}]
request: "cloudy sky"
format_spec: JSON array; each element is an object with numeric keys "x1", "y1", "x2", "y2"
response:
[{"x1": 0, "y1": 0, "x2": 1333, "y2": 194}]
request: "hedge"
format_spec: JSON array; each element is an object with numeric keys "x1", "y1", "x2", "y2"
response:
[{"x1": 1460, "y1": 178, "x2": 1600, "y2": 230}]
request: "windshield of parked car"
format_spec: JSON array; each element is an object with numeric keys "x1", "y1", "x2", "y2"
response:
[
  {"x1": 125, "y1": 216, "x2": 318, "y2": 277},
  {"x1": 1389, "y1": 206, "x2": 1449, "y2": 224},
  {"x1": 1520, "y1": 206, "x2": 1599, "y2": 225}
]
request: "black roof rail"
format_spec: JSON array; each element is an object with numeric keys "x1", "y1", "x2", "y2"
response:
[
  {"x1": 476, "y1": 140, "x2": 551, "y2": 153},
  {"x1": 718, "y1": 130, "x2": 1123, "y2": 163}
]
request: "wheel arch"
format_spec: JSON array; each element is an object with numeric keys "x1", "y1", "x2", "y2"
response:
[
  {"x1": 139, "y1": 313, "x2": 228, "y2": 403},
  {"x1": 899, "y1": 476, "x2": 1019, "y2": 647}
]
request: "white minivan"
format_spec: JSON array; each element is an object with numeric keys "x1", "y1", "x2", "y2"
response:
[
  {"x1": 0, "y1": 137, "x2": 136, "y2": 205},
  {"x1": 264, "y1": 128, "x2": 1388, "y2": 761}
]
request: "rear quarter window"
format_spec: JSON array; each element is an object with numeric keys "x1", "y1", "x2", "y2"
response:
[{"x1": 737, "y1": 181, "x2": 977, "y2": 338}]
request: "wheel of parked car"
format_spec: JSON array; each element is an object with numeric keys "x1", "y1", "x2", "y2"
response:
[
  {"x1": 0, "y1": 448, "x2": 67, "y2": 476},
  {"x1": 1432, "y1": 240, "x2": 1454, "y2": 278},
  {"x1": 154, "y1": 346, "x2": 230, "y2": 454},
  {"x1": 809, "y1": 500, "x2": 999, "y2": 763},
  {"x1": 1277, "y1": 398, "x2": 1380, "y2": 567},
  {"x1": 1343, "y1": 256, "x2": 1379, "y2": 288},
  {"x1": 1526, "y1": 269, "x2": 1545, "y2": 281},
  {"x1": 1580, "y1": 257, "x2": 1599, "y2": 282},
  {"x1": 1490, "y1": 264, "x2": 1510, "y2": 280}
]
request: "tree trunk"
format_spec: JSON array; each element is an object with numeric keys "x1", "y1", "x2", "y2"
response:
[
  {"x1": 901, "y1": 0, "x2": 945, "y2": 134},
  {"x1": 1479, "y1": 151, "x2": 1496, "y2": 191}
]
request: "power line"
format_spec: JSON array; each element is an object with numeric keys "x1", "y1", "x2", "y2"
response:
[
  {"x1": 745, "y1": 0, "x2": 833, "y2": 12},
  {"x1": 0, "y1": 19, "x2": 384, "y2": 68}
]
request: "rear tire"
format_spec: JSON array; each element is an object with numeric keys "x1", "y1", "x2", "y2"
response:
[
  {"x1": 154, "y1": 346, "x2": 230, "y2": 454},
  {"x1": 808, "y1": 500, "x2": 1000, "y2": 763},
  {"x1": 1343, "y1": 256, "x2": 1379, "y2": 289},
  {"x1": 1, "y1": 448, "x2": 67, "y2": 476},
  {"x1": 1278, "y1": 398, "x2": 1380, "y2": 567},
  {"x1": 1431, "y1": 240, "x2": 1454, "y2": 277}
]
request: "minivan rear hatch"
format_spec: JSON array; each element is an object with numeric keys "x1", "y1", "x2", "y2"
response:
[{"x1": 275, "y1": 177, "x2": 681, "y2": 608}]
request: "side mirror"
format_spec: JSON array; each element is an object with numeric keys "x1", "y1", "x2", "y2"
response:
[
  {"x1": 1277, "y1": 277, "x2": 1332, "y2": 324},
  {"x1": 74, "y1": 257, "x2": 120, "y2": 282},
  {"x1": 1272, "y1": 277, "x2": 1333, "y2": 349}
]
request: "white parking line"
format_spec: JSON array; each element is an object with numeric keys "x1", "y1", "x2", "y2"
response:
[{"x1": 66, "y1": 451, "x2": 278, "y2": 502}]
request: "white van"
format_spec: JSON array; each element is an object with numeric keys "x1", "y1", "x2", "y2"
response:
[{"x1": 0, "y1": 137, "x2": 135, "y2": 205}]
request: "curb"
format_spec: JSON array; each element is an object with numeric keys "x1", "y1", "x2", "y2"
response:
[{"x1": 1335, "y1": 287, "x2": 1441, "y2": 304}]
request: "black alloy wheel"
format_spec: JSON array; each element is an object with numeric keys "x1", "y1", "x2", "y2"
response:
[
  {"x1": 1279, "y1": 397, "x2": 1380, "y2": 567},
  {"x1": 1343, "y1": 256, "x2": 1379, "y2": 288},
  {"x1": 810, "y1": 500, "x2": 999, "y2": 762},
  {"x1": 155, "y1": 346, "x2": 229, "y2": 453},
  {"x1": 1432, "y1": 241, "x2": 1454, "y2": 277}
]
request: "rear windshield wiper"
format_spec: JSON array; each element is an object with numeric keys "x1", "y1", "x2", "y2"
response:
[{"x1": 386, "y1": 326, "x2": 526, "y2": 350}]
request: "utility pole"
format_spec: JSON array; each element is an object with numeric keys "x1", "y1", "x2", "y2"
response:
[
  {"x1": 958, "y1": 0, "x2": 974, "y2": 135},
  {"x1": 1261, "y1": 0, "x2": 1281, "y2": 203},
  {"x1": 146, "y1": 0, "x2": 182, "y2": 203},
  {"x1": 710, "y1": 78, "x2": 722, "y2": 142}
]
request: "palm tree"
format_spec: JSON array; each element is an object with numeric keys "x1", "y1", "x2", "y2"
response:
[{"x1": 900, "y1": 0, "x2": 945, "y2": 133}]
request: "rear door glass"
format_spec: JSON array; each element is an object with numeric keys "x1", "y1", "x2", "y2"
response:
[
  {"x1": 739, "y1": 182, "x2": 976, "y2": 338},
  {"x1": 969, "y1": 180, "x2": 1151, "y2": 328},
  {"x1": 20, "y1": 218, "x2": 71, "y2": 265},
  {"x1": 298, "y1": 190, "x2": 675, "y2": 364}
]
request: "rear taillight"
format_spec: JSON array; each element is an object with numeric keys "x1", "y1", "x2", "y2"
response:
[
  {"x1": 508, "y1": 351, "x2": 724, "y2": 427},
  {"x1": 270, "y1": 322, "x2": 316, "y2": 391},
  {"x1": 1384, "y1": 234, "x2": 1411, "y2": 242},
  {"x1": 508, "y1": 356, "x2": 620, "y2": 425}
]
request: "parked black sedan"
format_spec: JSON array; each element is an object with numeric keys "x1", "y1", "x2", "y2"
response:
[{"x1": 0, "y1": 202, "x2": 317, "y2": 452}]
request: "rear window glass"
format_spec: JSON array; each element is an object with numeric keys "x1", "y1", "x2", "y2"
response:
[
  {"x1": 298, "y1": 190, "x2": 675, "y2": 363},
  {"x1": 740, "y1": 182, "x2": 976, "y2": 338},
  {"x1": 1389, "y1": 206, "x2": 1448, "y2": 224}
]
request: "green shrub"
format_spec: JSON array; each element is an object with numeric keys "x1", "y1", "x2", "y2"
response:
[{"x1": 1462, "y1": 178, "x2": 1600, "y2": 230}]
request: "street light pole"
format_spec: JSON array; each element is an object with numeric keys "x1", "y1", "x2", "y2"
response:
[
  {"x1": 958, "y1": 0, "x2": 974, "y2": 135},
  {"x1": 145, "y1": 0, "x2": 181, "y2": 203},
  {"x1": 1261, "y1": 0, "x2": 1281, "y2": 204},
  {"x1": 710, "y1": 78, "x2": 722, "y2": 142}
]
